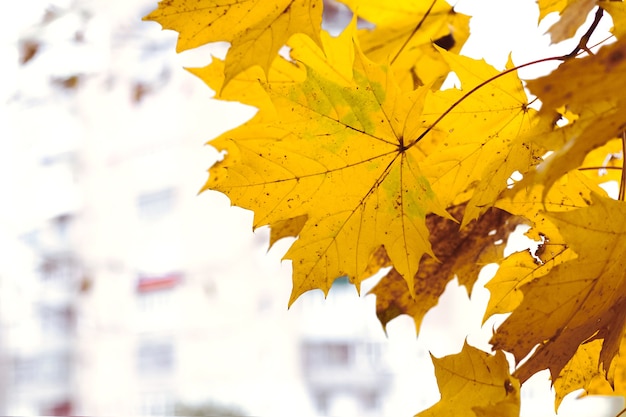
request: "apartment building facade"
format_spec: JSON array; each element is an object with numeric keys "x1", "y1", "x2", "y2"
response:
[{"x1": 1, "y1": 1, "x2": 398, "y2": 415}]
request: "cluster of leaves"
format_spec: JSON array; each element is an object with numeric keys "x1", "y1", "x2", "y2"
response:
[{"x1": 145, "y1": 0, "x2": 626, "y2": 415}]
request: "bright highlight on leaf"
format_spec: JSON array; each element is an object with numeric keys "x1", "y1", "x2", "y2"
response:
[{"x1": 145, "y1": 0, "x2": 626, "y2": 414}]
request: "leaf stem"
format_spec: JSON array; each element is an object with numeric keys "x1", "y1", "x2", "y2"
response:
[{"x1": 409, "y1": 55, "x2": 564, "y2": 148}]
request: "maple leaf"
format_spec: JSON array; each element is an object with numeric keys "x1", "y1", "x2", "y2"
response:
[
  {"x1": 416, "y1": 342, "x2": 520, "y2": 417},
  {"x1": 197, "y1": 20, "x2": 537, "y2": 306},
  {"x1": 198, "y1": 23, "x2": 453, "y2": 304},
  {"x1": 144, "y1": 0, "x2": 323, "y2": 84},
  {"x1": 370, "y1": 204, "x2": 516, "y2": 332},
  {"x1": 491, "y1": 193, "x2": 626, "y2": 384}
]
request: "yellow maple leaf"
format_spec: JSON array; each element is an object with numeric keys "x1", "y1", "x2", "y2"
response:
[
  {"x1": 195, "y1": 17, "x2": 541, "y2": 306},
  {"x1": 491, "y1": 193, "x2": 626, "y2": 384},
  {"x1": 144, "y1": 0, "x2": 323, "y2": 84},
  {"x1": 416, "y1": 342, "x2": 520, "y2": 417},
  {"x1": 199, "y1": 23, "x2": 452, "y2": 304}
]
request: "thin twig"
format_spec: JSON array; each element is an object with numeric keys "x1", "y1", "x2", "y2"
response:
[
  {"x1": 615, "y1": 407, "x2": 626, "y2": 417},
  {"x1": 589, "y1": 34, "x2": 616, "y2": 50},
  {"x1": 561, "y1": 6, "x2": 604, "y2": 60}
]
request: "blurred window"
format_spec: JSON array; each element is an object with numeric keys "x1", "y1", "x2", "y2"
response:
[
  {"x1": 136, "y1": 339, "x2": 175, "y2": 374},
  {"x1": 39, "y1": 253, "x2": 79, "y2": 285},
  {"x1": 39, "y1": 304, "x2": 74, "y2": 336},
  {"x1": 12, "y1": 352, "x2": 70, "y2": 385},
  {"x1": 12, "y1": 356, "x2": 38, "y2": 385},
  {"x1": 303, "y1": 342, "x2": 352, "y2": 368}
]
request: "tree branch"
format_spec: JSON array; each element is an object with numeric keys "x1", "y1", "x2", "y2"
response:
[{"x1": 561, "y1": 6, "x2": 605, "y2": 60}]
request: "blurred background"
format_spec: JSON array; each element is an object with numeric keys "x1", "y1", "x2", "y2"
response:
[{"x1": 0, "y1": 0, "x2": 623, "y2": 416}]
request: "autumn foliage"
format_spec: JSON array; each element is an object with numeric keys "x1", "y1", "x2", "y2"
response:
[{"x1": 145, "y1": 0, "x2": 626, "y2": 415}]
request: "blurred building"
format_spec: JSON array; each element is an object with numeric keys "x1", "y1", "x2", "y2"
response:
[
  {"x1": 298, "y1": 279, "x2": 393, "y2": 417},
  {"x1": 0, "y1": 1, "x2": 400, "y2": 416}
]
